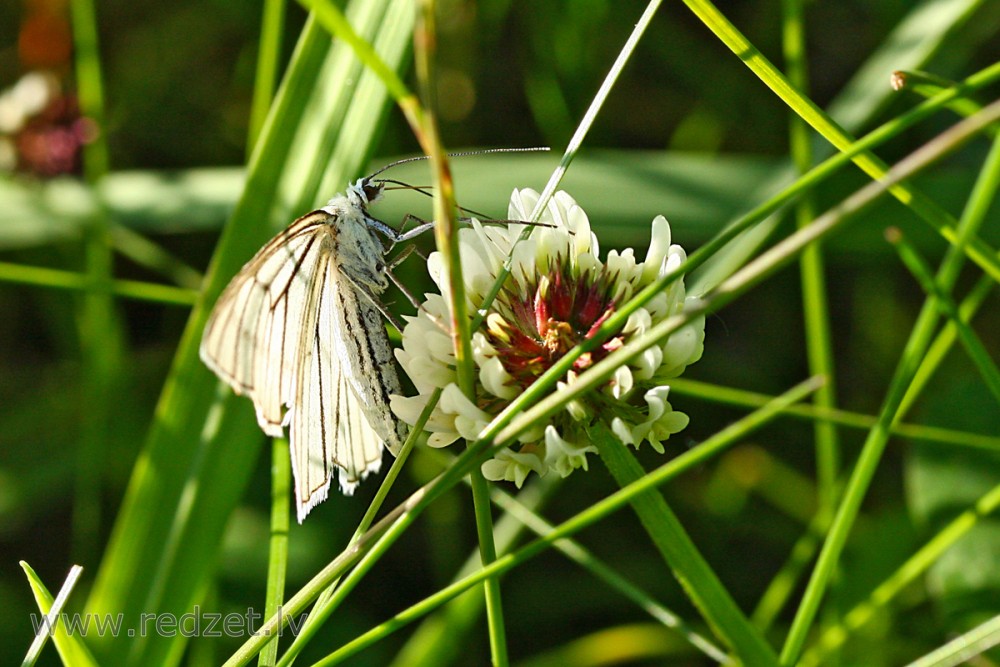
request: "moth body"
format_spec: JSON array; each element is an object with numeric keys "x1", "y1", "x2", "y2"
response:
[{"x1": 200, "y1": 179, "x2": 408, "y2": 522}]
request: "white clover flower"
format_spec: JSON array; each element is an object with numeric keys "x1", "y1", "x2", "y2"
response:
[{"x1": 390, "y1": 188, "x2": 705, "y2": 486}]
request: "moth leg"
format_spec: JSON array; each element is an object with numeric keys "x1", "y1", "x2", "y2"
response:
[
  {"x1": 341, "y1": 272, "x2": 409, "y2": 333},
  {"x1": 386, "y1": 243, "x2": 417, "y2": 271},
  {"x1": 385, "y1": 265, "x2": 426, "y2": 313},
  {"x1": 392, "y1": 215, "x2": 435, "y2": 244}
]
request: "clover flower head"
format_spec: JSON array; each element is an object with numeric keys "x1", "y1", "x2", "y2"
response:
[{"x1": 390, "y1": 188, "x2": 705, "y2": 485}]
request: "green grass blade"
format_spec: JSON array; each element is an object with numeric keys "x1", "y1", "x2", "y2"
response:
[
  {"x1": 69, "y1": 0, "x2": 123, "y2": 568},
  {"x1": 248, "y1": 0, "x2": 286, "y2": 153},
  {"x1": 904, "y1": 613, "x2": 1000, "y2": 667},
  {"x1": 0, "y1": 261, "x2": 198, "y2": 306},
  {"x1": 782, "y1": 0, "x2": 840, "y2": 524},
  {"x1": 258, "y1": 440, "x2": 290, "y2": 667},
  {"x1": 313, "y1": 378, "x2": 821, "y2": 665},
  {"x1": 890, "y1": 229, "x2": 1000, "y2": 404},
  {"x1": 802, "y1": 482, "x2": 1000, "y2": 665},
  {"x1": 778, "y1": 101, "x2": 1000, "y2": 665},
  {"x1": 669, "y1": 377, "x2": 1000, "y2": 452},
  {"x1": 591, "y1": 422, "x2": 778, "y2": 665}
]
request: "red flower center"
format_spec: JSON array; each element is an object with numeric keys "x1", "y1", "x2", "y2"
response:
[{"x1": 487, "y1": 264, "x2": 623, "y2": 390}]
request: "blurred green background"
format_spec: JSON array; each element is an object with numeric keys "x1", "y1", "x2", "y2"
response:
[{"x1": 2, "y1": 0, "x2": 1000, "y2": 665}]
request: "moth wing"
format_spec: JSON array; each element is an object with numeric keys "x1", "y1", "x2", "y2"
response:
[
  {"x1": 290, "y1": 248, "x2": 391, "y2": 520},
  {"x1": 331, "y1": 347, "x2": 386, "y2": 495},
  {"x1": 330, "y1": 278, "x2": 408, "y2": 456},
  {"x1": 289, "y1": 241, "x2": 341, "y2": 521},
  {"x1": 200, "y1": 213, "x2": 330, "y2": 438}
]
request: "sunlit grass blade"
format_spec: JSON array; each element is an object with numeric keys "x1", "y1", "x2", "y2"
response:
[
  {"x1": 899, "y1": 129, "x2": 1000, "y2": 416},
  {"x1": 20, "y1": 562, "x2": 95, "y2": 667},
  {"x1": 904, "y1": 612, "x2": 1000, "y2": 667},
  {"x1": 669, "y1": 377, "x2": 1000, "y2": 452}
]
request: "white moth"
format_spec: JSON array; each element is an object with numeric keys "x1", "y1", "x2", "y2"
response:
[{"x1": 200, "y1": 176, "x2": 424, "y2": 522}]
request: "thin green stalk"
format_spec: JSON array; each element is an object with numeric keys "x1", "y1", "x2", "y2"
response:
[
  {"x1": 802, "y1": 482, "x2": 1000, "y2": 666},
  {"x1": 259, "y1": 440, "x2": 291, "y2": 667},
  {"x1": 902, "y1": 271, "x2": 997, "y2": 416},
  {"x1": 411, "y1": 0, "x2": 507, "y2": 662},
  {"x1": 899, "y1": 129, "x2": 1000, "y2": 416},
  {"x1": 683, "y1": 0, "x2": 1000, "y2": 284},
  {"x1": 252, "y1": 6, "x2": 289, "y2": 664},
  {"x1": 70, "y1": 0, "x2": 120, "y2": 565},
  {"x1": 275, "y1": 390, "x2": 437, "y2": 664},
  {"x1": 905, "y1": 613, "x2": 1000, "y2": 667},
  {"x1": 778, "y1": 100, "x2": 1000, "y2": 665},
  {"x1": 889, "y1": 228, "x2": 1000, "y2": 403},
  {"x1": 311, "y1": 378, "x2": 821, "y2": 666},
  {"x1": 782, "y1": 0, "x2": 840, "y2": 520},
  {"x1": 471, "y1": 0, "x2": 664, "y2": 333},
  {"x1": 249, "y1": 0, "x2": 287, "y2": 153},
  {"x1": 0, "y1": 261, "x2": 198, "y2": 305},
  {"x1": 668, "y1": 378, "x2": 1000, "y2": 452}
]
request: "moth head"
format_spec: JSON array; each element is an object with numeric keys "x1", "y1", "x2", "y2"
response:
[{"x1": 347, "y1": 178, "x2": 385, "y2": 209}]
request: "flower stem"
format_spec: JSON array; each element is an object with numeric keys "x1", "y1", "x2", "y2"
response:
[{"x1": 412, "y1": 3, "x2": 508, "y2": 664}]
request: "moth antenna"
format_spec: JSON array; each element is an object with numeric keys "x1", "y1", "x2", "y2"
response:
[
  {"x1": 373, "y1": 178, "x2": 503, "y2": 222},
  {"x1": 364, "y1": 146, "x2": 549, "y2": 181}
]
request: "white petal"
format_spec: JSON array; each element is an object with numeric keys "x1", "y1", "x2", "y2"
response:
[
  {"x1": 439, "y1": 384, "x2": 491, "y2": 440},
  {"x1": 479, "y1": 356, "x2": 517, "y2": 400},
  {"x1": 543, "y1": 425, "x2": 596, "y2": 477},
  {"x1": 642, "y1": 215, "x2": 673, "y2": 284},
  {"x1": 611, "y1": 417, "x2": 635, "y2": 446},
  {"x1": 482, "y1": 447, "x2": 545, "y2": 487},
  {"x1": 610, "y1": 365, "x2": 633, "y2": 400}
]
